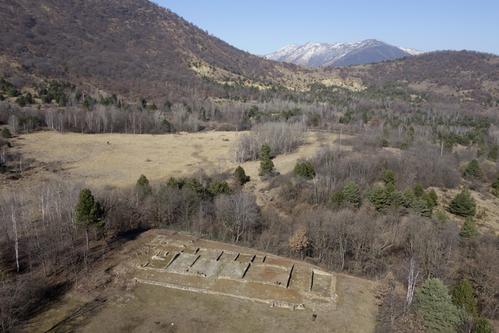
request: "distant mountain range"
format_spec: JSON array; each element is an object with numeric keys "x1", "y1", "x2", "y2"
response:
[{"x1": 265, "y1": 39, "x2": 424, "y2": 67}]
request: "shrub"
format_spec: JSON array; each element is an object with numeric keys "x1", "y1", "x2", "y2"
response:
[
  {"x1": 166, "y1": 177, "x2": 185, "y2": 189},
  {"x1": 382, "y1": 169, "x2": 396, "y2": 187},
  {"x1": 423, "y1": 189, "x2": 438, "y2": 208},
  {"x1": 492, "y1": 177, "x2": 499, "y2": 197},
  {"x1": 460, "y1": 217, "x2": 478, "y2": 238},
  {"x1": 208, "y1": 180, "x2": 231, "y2": 195},
  {"x1": 473, "y1": 318, "x2": 494, "y2": 333},
  {"x1": 1, "y1": 127, "x2": 12, "y2": 139},
  {"x1": 448, "y1": 189, "x2": 476, "y2": 217},
  {"x1": 411, "y1": 198, "x2": 432, "y2": 217},
  {"x1": 434, "y1": 209, "x2": 449, "y2": 223},
  {"x1": 463, "y1": 159, "x2": 482, "y2": 179},
  {"x1": 294, "y1": 160, "x2": 315, "y2": 180},
  {"x1": 415, "y1": 278, "x2": 461, "y2": 332},
  {"x1": 288, "y1": 226, "x2": 310, "y2": 256},
  {"x1": 234, "y1": 166, "x2": 250, "y2": 185},
  {"x1": 330, "y1": 190, "x2": 345, "y2": 208},
  {"x1": 414, "y1": 183, "x2": 424, "y2": 197},
  {"x1": 451, "y1": 279, "x2": 478, "y2": 317},
  {"x1": 487, "y1": 144, "x2": 498, "y2": 161}
]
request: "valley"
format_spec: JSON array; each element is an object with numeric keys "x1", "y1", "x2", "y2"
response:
[{"x1": 0, "y1": 0, "x2": 498, "y2": 332}]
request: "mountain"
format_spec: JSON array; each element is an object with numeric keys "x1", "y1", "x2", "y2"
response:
[
  {"x1": 265, "y1": 39, "x2": 419, "y2": 67},
  {"x1": 0, "y1": 0, "x2": 293, "y2": 101}
]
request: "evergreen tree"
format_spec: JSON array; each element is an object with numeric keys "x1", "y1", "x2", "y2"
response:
[
  {"x1": 423, "y1": 189, "x2": 439, "y2": 208},
  {"x1": 208, "y1": 180, "x2": 231, "y2": 195},
  {"x1": 1, "y1": 127, "x2": 12, "y2": 139},
  {"x1": 415, "y1": 278, "x2": 461, "y2": 333},
  {"x1": 492, "y1": 177, "x2": 499, "y2": 197},
  {"x1": 460, "y1": 217, "x2": 478, "y2": 238},
  {"x1": 451, "y1": 279, "x2": 478, "y2": 317},
  {"x1": 414, "y1": 183, "x2": 424, "y2": 197},
  {"x1": 75, "y1": 189, "x2": 104, "y2": 251},
  {"x1": 136, "y1": 174, "x2": 152, "y2": 200},
  {"x1": 234, "y1": 166, "x2": 250, "y2": 185},
  {"x1": 473, "y1": 318, "x2": 494, "y2": 333},
  {"x1": 293, "y1": 160, "x2": 316, "y2": 180},
  {"x1": 343, "y1": 181, "x2": 361, "y2": 208},
  {"x1": 448, "y1": 189, "x2": 476, "y2": 217},
  {"x1": 382, "y1": 169, "x2": 396, "y2": 188},
  {"x1": 368, "y1": 186, "x2": 391, "y2": 211},
  {"x1": 411, "y1": 198, "x2": 432, "y2": 217},
  {"x1": 464, "y1": 159, "x2": 482, "y2": 179},
  {"x1": 259, "y1": 144, "x2": 274, "y2": 176},
  {"x1": 330, "y1": 190, "x2": 345, "y2": 208}
]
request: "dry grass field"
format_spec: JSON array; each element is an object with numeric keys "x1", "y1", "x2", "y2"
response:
[{"x1": 11, "y1": 130, "x2": 341, "y2": 189}]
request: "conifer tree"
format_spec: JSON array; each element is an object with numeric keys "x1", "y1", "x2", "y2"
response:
[
  {"x1": 234, "y1": 166, "x2": 250, "y2": 185},
  {"x1": 448, "y1": 189, "x2": 476, "y2": 217},
  {"x1": 75, "y1": 188, "x2": 104, "y2": 251},
  {"x1": 259, "y1": 144, "x2": 274, "y2": 176},
  {"x1": 415, "y1": 278, "x2": 461, "y2": 332}
]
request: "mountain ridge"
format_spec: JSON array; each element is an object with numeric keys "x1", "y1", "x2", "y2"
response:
[{"x1": 265, "y1": 39, "x2": 421, "y2": 67}]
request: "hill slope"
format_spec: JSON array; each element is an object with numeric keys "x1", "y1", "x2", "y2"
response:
[
  {"x1": 0, "y1": 0, "x2": 289, "y2": 100},
  {"x1": 343, "y1": 51, "x2": 499, "y2": 104}
]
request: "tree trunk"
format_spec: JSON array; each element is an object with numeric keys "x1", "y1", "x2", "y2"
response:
[
  {"x1": 12, "y1": 208, "x2": 20, "y2": 273},
  {"x1": 405, "y1": 257, "x2": 419, "y2": 311}
]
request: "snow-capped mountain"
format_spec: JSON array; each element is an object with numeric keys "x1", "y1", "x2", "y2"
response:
[
  {"x1": 399, "y1": 47, "x2": 425, "y2": 56},
  {"x1": 265, "y1": 39, "x2": 423, "y2": 67}
]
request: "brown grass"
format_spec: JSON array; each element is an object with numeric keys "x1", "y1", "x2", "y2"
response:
[{"x1": 12, "y1": 130, "x2": 341, "y2": 189}]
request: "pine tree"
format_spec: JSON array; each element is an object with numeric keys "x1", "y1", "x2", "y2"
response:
[
  {"x1": 448, "y1": 189, "x2": 476, "y2": 217},
  {"x1": 75, "y1": 189, "x2": 104, "y2": 251},
  {"x1": 1, "y1": 127, "x2": 12, "y2": 139},
  {"x1": 492, "y1": 177, "x2": 499, "y2": 197},
  {"x1": 464, "y1": 159, "x2": 482, "y2": 179},
  {"x1": 411, "y1": 198, "x2": 432, "y2": 217},
  {"x1": 343, "y1": 181, "x2": 361, "y2": 208},
  {"x1": 424, "y1": 189, "x2": 438, "y2": 208},
  {"x1": 208, "y1": 180, "x2": 231, "y2": 195},
  {"x1": 382, "y1": 169, "x2": 396, "y2": 188},
  {"x1": 473, "y1": 318, "x2": 494, "y2": 333},
  {"x1": 330, "y1": 190, "x2": 345, "y2": 208},
  {"x1": 415, "y1": 278, "x2": 461, "y2": 333},
  {"x1": 451, "y1": 279, "x2": 478, "y2": 317},
  {"x1": 234, "y1": 166, "x2": 250, "y2": 185},
  {"x1": 460, "y1": 217, "x2": 478, "y2": 238},
  {"x1": 414, "y1": 183, "x2": 424, "y2": 197},
  {"x1": 136, "y1": 174, "x2": 152, "y2": 200},
  {"x1": 293, "y1": 160, "x2": 315, "y2": 180},
  {"x1": 368, "y1": 186, "x2": 391, "y2": 211},
  {"x1": 259, "y1": 144, "x2": 274, "y2": 176}
]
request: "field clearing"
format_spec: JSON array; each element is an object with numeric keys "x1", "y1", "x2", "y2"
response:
[{"x1": 12, "y1": 130, "x2": 342, "y2": 189}]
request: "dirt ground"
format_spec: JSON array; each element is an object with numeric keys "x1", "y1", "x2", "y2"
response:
[
  {"x1": 9, "y1": 130, "x2": 341, "y2": 189},
  {"x1": 23, "y1": 230, "x2": 378, "y2": 333}
]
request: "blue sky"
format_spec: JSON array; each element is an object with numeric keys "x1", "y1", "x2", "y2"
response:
[{"x1": 153, "y1": 0, "x2": 499, "y2": 55}]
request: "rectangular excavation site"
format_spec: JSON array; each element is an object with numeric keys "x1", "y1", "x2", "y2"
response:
[{"x1": 132, "y1": 232, "x2": 337, "y2": 311}]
